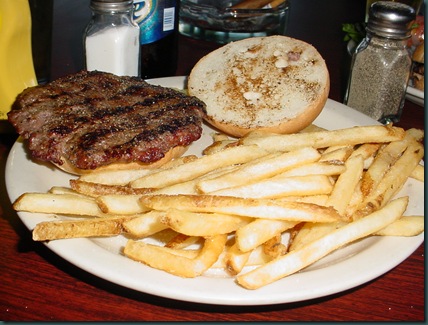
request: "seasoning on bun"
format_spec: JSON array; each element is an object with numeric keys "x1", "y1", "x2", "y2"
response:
[{"x1": 188, "y1": 35, "x2": 330, "y2": 137}]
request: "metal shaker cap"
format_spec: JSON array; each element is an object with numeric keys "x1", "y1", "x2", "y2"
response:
[
  {"x1": 366, "y1": 1, "x2": 416, "y2": 39},
  {"x1": 90, "y1": 0, "x2": 134, "y2": 12}
]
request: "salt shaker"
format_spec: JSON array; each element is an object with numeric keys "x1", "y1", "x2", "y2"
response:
[
  {"x1": 84, "y1": 0, "x2": 140, "y2": 77},
  {"x1": 344, "y1": 1, "x2": 415, "y2": 124}
]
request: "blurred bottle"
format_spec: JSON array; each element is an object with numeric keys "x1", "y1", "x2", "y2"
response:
[
  {"x1": 0, "y1": 0, "x2": 37, "y2": 124},
  {"x1": 29, "y1": 0, "x2": 53, "y2": 84},
  {"x1": 133, "y1": 0, "x2": 179, "y2": 79}
]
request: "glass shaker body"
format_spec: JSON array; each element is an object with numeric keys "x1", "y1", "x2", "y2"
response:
[
  {"x1": 84, "y1": 1, "x2": 140, "y2": 77},
  {"x1": 345, "y1": 32, "x2": 412, "y2": 123}
]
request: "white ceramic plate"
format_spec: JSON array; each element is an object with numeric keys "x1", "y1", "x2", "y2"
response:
[
  {"x1": 406, "y1": 85, "x2": 424, "y2": 107},
  {"x1": 6, "y1": 76, "x2": 424, "y2": 306}
]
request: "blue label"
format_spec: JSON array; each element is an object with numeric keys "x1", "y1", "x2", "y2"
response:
[{"x1": 133, "y1": 0, "x2": 176, "y2": 45}]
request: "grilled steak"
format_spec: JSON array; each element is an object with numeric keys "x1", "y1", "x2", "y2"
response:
[{"x1": 8, "y1": 70, "x2": 206, "y2": 171}]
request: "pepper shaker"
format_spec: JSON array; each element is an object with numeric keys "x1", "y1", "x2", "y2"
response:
[
  {"x1": 84, "y1": 0, "x2": 140, "y2": 77},
  {"x1": 344, "y1": 1, "x2": 415, "y2": 124}
]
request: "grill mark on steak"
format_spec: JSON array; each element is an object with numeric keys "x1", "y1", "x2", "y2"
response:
[{"x1": 8, "y1": 70, "x2": 206, "y2": 170}]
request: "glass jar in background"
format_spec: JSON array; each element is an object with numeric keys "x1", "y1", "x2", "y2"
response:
[
  {"x1": 84, "y1": 0, "x2": 140, "y2": 77},
  {"x1": 179, "y1": 0, "x2": 290, "y2": 44},
  {"x1": 133, "y1": 0, "x2": 179, "y2": 79},
  {"x1": 344, "y1": 1, "x2": 415, "y2": 124},
  {"x1": 365, "y1": 0, "x2": 422, "y2": 21}
]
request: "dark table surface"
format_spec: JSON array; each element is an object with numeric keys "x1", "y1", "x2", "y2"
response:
[{"x1": 0, "y1": 0, "x2": 424, "y2": 321}]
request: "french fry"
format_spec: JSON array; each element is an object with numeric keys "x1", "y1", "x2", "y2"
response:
[
  {"x1": 278, "y1": 162, "x2": 346, "y2": 177},
  {"x1": 33, "y1": 216, "x2": 133, "y2": 241},
  {"x1": 288, "y1": 221, "x2": 346, "y2": 252},
  {"x1": 197, "y1": 147, "x2": 321, "y2": 193},
  {"x1": 239, "y1": 125, "x2": 405, "y2": 152},
  {"x1": 96, "y1": 194, "x2": 148, "y2": 215},
  {"x1": 354, "y1": 140, "x2": 424, "y2": 219},
  {"x1": 139, "y1": 194, "x2": 343, "y2": 222},
  {"x1": 165, "y1": 233, "x2": 201, "y2": 249},
  {"x1": 124, "y1": 234, "x2": 227, "y2": 277},
  {"x1": 122, "y1": 211, "x2": 167, "y2": 237},
  {"x1": 326, "y1": 155, "x2": 364, "y2": 216},
  {"x1": 130, "y1": 145, "x2": 268, "y2": 188},
  {"x1": 70, "y1": 179, "x2": 155, "y2": 197},
  {"x1": 162, "y1": 209, "x2": 251, "y2": 236},
  {"x1": 224, "y1": 243, "x2": 253, "y2": 275},
  {"x1": 319, "y1": 145, "x2": 353, "y2": 164},
  {"x1": 237, "y1": 197, "x2": 408, "y2": 289},
  {"x1": 77, "y1": 155, "x2": 198, "y2": 185},
  {"x1": 262, "y1": 234, "x2": 288, "y2": 258},
  {"x1": 236, "y1": 219, "x2": 299, "y2": 252},
  {"x1": 360, "y1": 128, "x2": 424, "y2": 197},
  {"x1": 13, "y1": 193, "x2": 105, "y2": 217},
  {"x1": 374, "y1": 215, "x2": 424, "y2": 237},
  {"x1": 211, "y1": 175, "x2": 333, "y2": 199}
]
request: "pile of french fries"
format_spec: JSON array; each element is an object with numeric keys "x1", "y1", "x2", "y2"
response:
[{"x1": 13, "y1": 124, "x2": 424, "y2": 289}]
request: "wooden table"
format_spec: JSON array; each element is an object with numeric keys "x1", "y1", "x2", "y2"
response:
[{"x1": 0, "y1": 0, "x2": 424, "y2": 321}]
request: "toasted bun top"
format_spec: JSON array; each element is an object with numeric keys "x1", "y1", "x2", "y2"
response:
[
  {"x1": 412, "y1": 41, "x2": 424, "y2": 63},
  {"x1": 188, "y1": 36, "x2": 330, "y2": 137}
]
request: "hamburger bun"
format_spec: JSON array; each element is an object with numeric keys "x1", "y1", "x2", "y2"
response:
[
  {"x1": 54, "y1": 145, "x2": 188, "y2": 175},
  {"x1": 188, "y1": 36, "x2": 330, "y2": 137}
]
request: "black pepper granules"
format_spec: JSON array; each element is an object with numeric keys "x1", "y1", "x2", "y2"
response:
[{"x1": 344, "y1": 1, "x2": 415, "y2": 124}]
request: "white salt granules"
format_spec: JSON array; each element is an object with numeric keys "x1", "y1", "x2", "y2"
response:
[{"x1": 85, "y1": 25, "x2": 139, "y2": 77}]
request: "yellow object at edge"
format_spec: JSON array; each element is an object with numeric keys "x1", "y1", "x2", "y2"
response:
[{"x1": 0, "y1": 0, "x2": 37, "y2": 120}]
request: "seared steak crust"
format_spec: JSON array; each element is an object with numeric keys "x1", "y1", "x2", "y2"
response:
[{"x1": 8, "y1": 70, "x2": 206, "y2": 170}]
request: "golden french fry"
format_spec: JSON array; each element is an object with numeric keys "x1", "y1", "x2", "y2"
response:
[
  {"x1": 163, "y1": 209, "x2": 251, "y2": 236},
  {"x1": 236, "y1": 219, "x2": 299, "y2": 252},
  {"x1": 33, "y1": 216, "x2": 133, "y2": 241},
  {"x1": 203, "y1": 139, "x2": 237, "y2": 155},
  {"x1": 124, "y1": 234, "x2": 227, "y2": 278},
  {"x1": 348, "y1": 143, "x2": 381, "y2": 168},
  {"x1": 262, "y1": 234, "x2": 288, "y2": 258},
  {"x1": 239, "y1": 125, "x2": 405, "y2": 152},
  {"x1": 374, "y1": 215, "x2": 424, "y2": 236},
  {"x1": 360, "y1": 129, "x2": 424, "y2": 197},
  {"x1": 49, "y1": 186, "x2": 86, "y2": 197},
  {"x1": 237, "y1": 197, "x2": 408, "y2": 289},
  {"x1": 130, "y1": 145, "x2": 268, "y2": 188},
  {"x1": 13, "y1": 193, "x2": 104, "y2": 217},
  {"x1": 224, "y1": 243, "x2": 252, "y2": 275},
  {"x1": 288, "y1": 221, "x2": 347, "y2": 251},
  {"x1": 211, "y1": 175, "x2": 333, "y2": 199},
  {"x1": 197, "y1": 147, "x2": 321, "y2": 193},
  {"x1": 96, "y1": 194, "x2": 148, "y2": 215},
  {"x1": 320, "y1": 146, "x2": 353, "y2": 164},
  {"x1": 139, "y1": 194, "x2": 342, "y2": 223},
  {"x1": 165, "y1": 233, "x2": 201, "y2": 249},
  {"x1": 354, "y1": 140, "x2": 424, "y2": 219},
  {"x1": 326, "y1": 155, "x2": 364, "y2": 216},
  {"x1": 122, "y1": 211, "x2": 167, "y2": 237},
  {"x1": 77, "y1": 155, "x2": 198, "y2": 186},
  {"x1": 70, "y1": 179, "x2": 155, "y2": 197},
  {"x1": 279, "y1": 162, "x2": 346, "y2": 177},
  {"x1": 152, "y1": 165, "x2": 239, "y2": 195}
]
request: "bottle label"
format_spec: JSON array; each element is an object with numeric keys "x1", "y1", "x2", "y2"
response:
[{"x1": 133, "y1": 0, "x2": 176, "y2": 45}]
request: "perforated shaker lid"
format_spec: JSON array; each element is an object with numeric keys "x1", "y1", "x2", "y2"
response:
[
  {"x1": 90, "y1": 0, "x2": 134, "y2": 11},
  {"x1": 366, "y1": 1, "x2": 416, "y2": 38}
]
